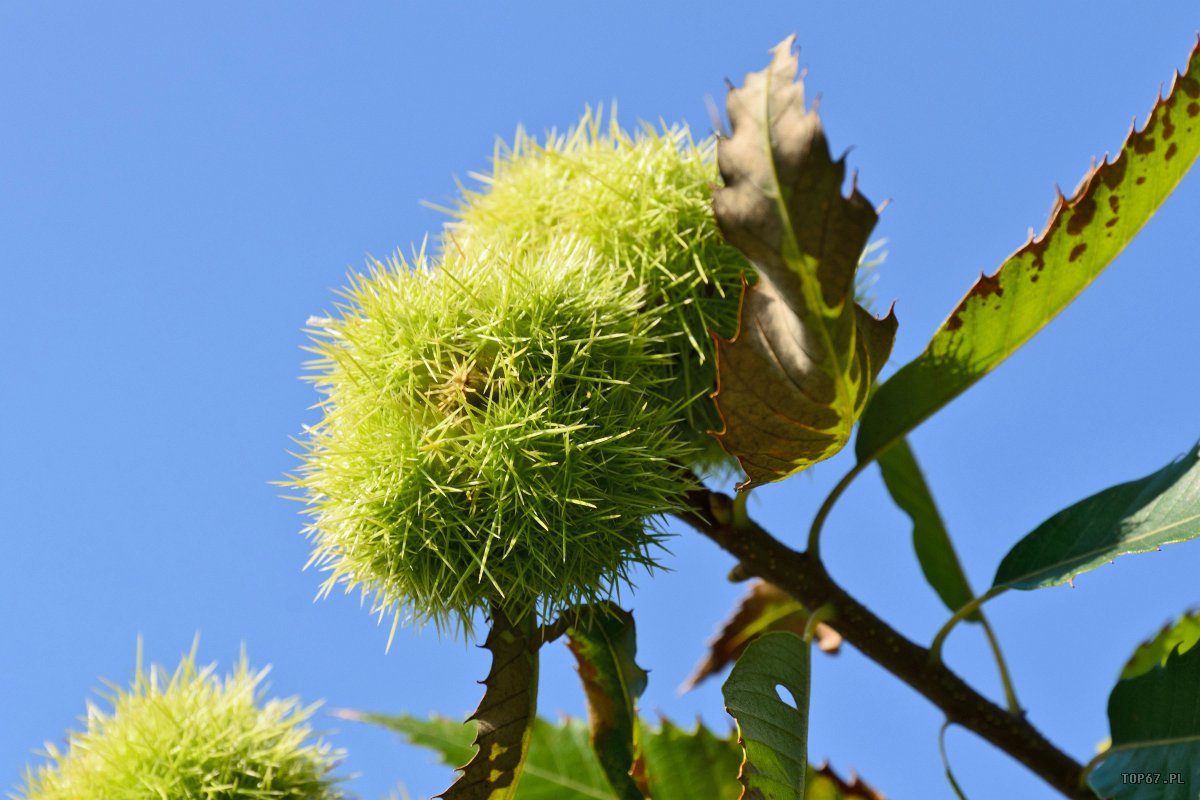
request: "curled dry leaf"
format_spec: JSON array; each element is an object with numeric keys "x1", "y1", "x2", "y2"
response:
[
  {"x1": 684, "y1": 580, "x2": 840, "y2": 692},
  {"x1": 812, "y1": 761, "x2": 887, "y2": 800}
]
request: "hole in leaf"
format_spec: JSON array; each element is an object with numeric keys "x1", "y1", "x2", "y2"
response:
[{"x1": 775, "y1": 684, "x2": 797, "y2": 709}]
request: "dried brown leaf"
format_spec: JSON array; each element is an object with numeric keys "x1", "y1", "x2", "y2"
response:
[
  {"x1": 684, "y1": 580, "x2": 840, "y2": 691},
  {"x1": 712, "y1": 35, "x2": 896, "y2": 489}
]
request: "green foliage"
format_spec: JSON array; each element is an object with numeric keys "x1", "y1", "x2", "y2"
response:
[
  {"x1": 343, "y1": 712, "x2": 609, "y2": 799},
  {"x1": 721, "y1": 632, "x2": 811, "y2": 800},
  {"x1": 288, "y1": 240, "x2": 696, "y2": 633},
  {"x1": 16, "y1": 644, "x2": 344, "y2": 800},
  {"x1": 346, "y1": 710, "x2": 878, "y2": 800},
  {"x1": 992, "y1": 443, "x2": 1200, "y2": 591},
  {"x1": 1121, "y1": 611, "x2": 1200, "y2": 680},
  {"x1": 638, "y1": 719, "x2": 743, "y2": 800},
  {"x1": 443, "y1": 107, "x2": 750, "y2": 473},
  {"x1": 710, "y1": 35, "x2": 896, "y2": 489},
  {"x1": 1089, "y1": 639, "x2": 1200, "y2": 799},
  {"x1": 565, "y1": 606, "x2": 648, "y2": 800},
  {"x1": 877, "y1": 438, "x2": 981, "y2": 618},
  {"x1": 856, "y1": 41, "x2": 1200, "y2": 465}
]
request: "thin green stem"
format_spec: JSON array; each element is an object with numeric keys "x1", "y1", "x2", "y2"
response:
[
  {"x1": 807, "y1": 460, "x2": 869, "y2": 557},
  {"x1": 930, "y1": 587, "x2": 1006, "y2": 662},
  {"x1": 979, "y1": 616, "x2": 1022, "y2": 715},
  {"x1": 939, "y1": 720, "x2": 971, "y2": 800},
  {"x1": 732, "y1": 488, "x2": 751, "y2": 528},
  {"x1": 680, "y1": 486, "x2": 1092, "y2": 798}
]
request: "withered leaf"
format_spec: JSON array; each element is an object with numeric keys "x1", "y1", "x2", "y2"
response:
[
  {"x1": 810, "y1": 761, "x2": 887, "y2": 799},
  {"x1": 712, "y1": 34, "x2": 897, "y2": 490},
  {"x1": 684, "y1": 580, "x2": 840, "y2": 692}
]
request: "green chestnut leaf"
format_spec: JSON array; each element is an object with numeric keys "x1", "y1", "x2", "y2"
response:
[
  {"x1": 566, "y1": 605, "x2": 649, "y2": 800},
  {"x1": 856, "y1": 38, "x2": 1200, "y2": 466}
]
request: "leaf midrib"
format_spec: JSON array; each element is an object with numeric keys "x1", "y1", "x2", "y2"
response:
[
  {"x1": 1101, "y1": 733, "x2": 1200, "y2": 757},
  {"x1": 1001, "y1": 510, "x2": 1200, "y2": 588},
  {"x1": 521, "y1": 764, "x2": 615, "y2": 799},
  {"x1": 758, "y1": 62, "x2": 858, "y2": 440}
]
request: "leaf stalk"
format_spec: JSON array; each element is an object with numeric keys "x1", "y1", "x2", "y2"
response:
[
  {"x1": 979, "y1": 616, "x2": 1022, "y2": 716},
  {"x1": 930, "y1": 588, "x2": 1006, "y2": 663},
  {"x1": 807, "y1": 460, "x2": 869, "y2": 558},
  {"x1": 678, "y1": 486, "x2": 1094, "y2": 799}
]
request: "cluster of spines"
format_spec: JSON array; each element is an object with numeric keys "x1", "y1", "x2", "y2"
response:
[
  {"x1": 289, "y1": 241, "x2": 696, "y2": 636},
  {"x1": 442, "y1": 107, "x2": 752, "y2": 473},
  {"x1": 17, "y1": 644, "x2": 344, "y2": 800}
]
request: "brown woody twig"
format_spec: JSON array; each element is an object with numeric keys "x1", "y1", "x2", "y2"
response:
[{"x1": 676, "y1": 486, "x2": 1095, "y2": 800}]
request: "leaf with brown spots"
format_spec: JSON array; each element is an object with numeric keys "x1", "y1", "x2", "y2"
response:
[
  {"x1": 566, "y1": 604, "x2": 649, "y2": 800},
  {"x1": 712, "y1": 35, "x2": 897, "y2": 490},
  {"x1": 443, "y1": 608, "x2": 539, "y2": 800},
  {"x1": 856, "y1": 36, "x2": 1200, "y2": 464},
  {"x1": 683, "y1": 580, "x2": 840, "y2": 692}
]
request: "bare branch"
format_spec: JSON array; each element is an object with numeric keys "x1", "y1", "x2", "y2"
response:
[{"x1": 676, "y1": 487, "x2": 1095, "y2": 800}]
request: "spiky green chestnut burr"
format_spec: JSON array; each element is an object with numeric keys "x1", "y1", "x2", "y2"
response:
[
  {"x1": 441, "y1": 109, "x2": 750, "y2": 473},
  {"x1": 289, "y1": 240, "x2": 695, "y2": 634},
  {"x1": 16, "y1": 645, "x2": 344, "y2": 800}
]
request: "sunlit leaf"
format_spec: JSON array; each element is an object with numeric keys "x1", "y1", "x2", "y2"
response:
[
  {"x1": 348, "y1": 711, "x2": 883, "y2": 800},
  {"x1": 334, "y1": 712, "x2": 611, "y2": 800},
  {"x1": 712, "y1": 34, "x2": 897, "y2": 489},
  {"x1": 336, "y1": 712, "x2": 476, "y2": 772},
  {"x1": 640, "y1": 718, "x2": 742, "y2": 800},
  {"x1": 566, "y1": 605, "x2": 649, "y2": 800},
  {"x1": 992, "y1": 443, "x2": 1200, "y2": 591},
  {"x1": 1089, "y1": 640, "x2": 1200, "y2": 799},
  {"x1": 638, "y1": 722, "x2": 885, "y2": 800},
  {"x1": 1121, "y1": 610, "x2": 1200, "y2": 681},
  {"x1": 856, "y1": 38, "x2": 1200, "y2": 465},
  {"x1": 722, "y1": 631, "x2": 811, "y2": 799},
  {"x1": 877, "y1": 438, "x2": 978, "y2": 619},
  {"x1": 684, "y1": 581, "x2": 840, "y2": 692}
]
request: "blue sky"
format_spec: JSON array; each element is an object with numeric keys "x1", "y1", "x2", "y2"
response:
[{"x1": 4, "y1": 3, "x2": 1200, "y2": 799}]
